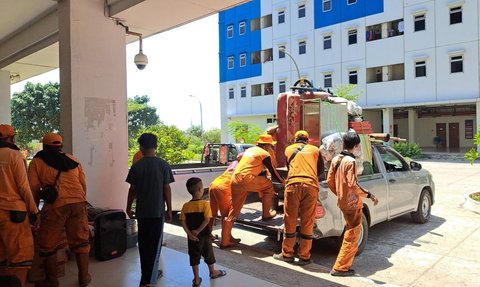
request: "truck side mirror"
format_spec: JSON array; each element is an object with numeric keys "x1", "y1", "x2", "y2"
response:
[{"x1": 410, "y1": 161, "x2": 422, "y2": 171}]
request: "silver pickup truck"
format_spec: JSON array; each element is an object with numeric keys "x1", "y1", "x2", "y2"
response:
[{"x1": 236, "y1": 143, "x2": 435, "y2": 254}]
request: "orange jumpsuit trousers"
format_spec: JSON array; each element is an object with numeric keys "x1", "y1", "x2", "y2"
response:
[
  {"x1": 333, "y1": 208, "x2": 362, "y2": 271},
  {"x1": 281, "y1": 183, "x2": 317, "y2": 260}
]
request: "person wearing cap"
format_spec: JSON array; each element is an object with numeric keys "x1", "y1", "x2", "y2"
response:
[
  {"x1": 326, "y1": 131, "x2": 378, "y2": 276},
  {"x1": 28, "y1": 132, "x2": 91, "y2": 287},
  {"x1": 222, "y1": 134, "x2": 285, "y2": 248},
  {"x1": 273, "y1": 130, "x2": 324, "y2": 266},
  {"x1": 208, "y1": 152, "x2": 243, "y2": 248},
  {"x1": 0, "y1": 124, "x2": 38, "y2": 286}
]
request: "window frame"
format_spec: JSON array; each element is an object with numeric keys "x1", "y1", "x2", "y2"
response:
[
  {"x1": 414, "y1": 14, "x2": 426, "y2": 32},
  {"x1": 450, "y1": 55, "x2": 464, "y2": 73},
  {"x1": 449, "y1": 6, "x2": 462, "y2": 25},
  {"x1": 323, "y1": 0, "x2": 332, "y2": 12},
  {"x1": 349, "y1": 70, "x2": 358, "y2": 84},
  {"x1": 347, "y1": 0, "x2": 357, "y2": 5},
  {"x1": 228, "y1": 88, "x2": 234, "y2": 99},
  {"x1": 348, "y1": 29, "x2": 357, "y2": 45},
  {"x1": 279, "y1": 46, "x2": 286, "y2": 59},
  {"x1": 278, "y1": 10, "x2": 285, "y2": 24},
  {"x1": 279, "y1": 80, "x2": 286, "y2": 93},
  {"x1": 240, "y1": 86, "x2": 247, "y2": 98},
  {"x1": 324, "y1": 73, "x2": 332, "y2": 88},
  {"x1": 299, "y1": 41, "x2": 307, "y2": 55},
  {"x1": 323, "y1": 35, "x2": 332, "y2": 50},
  {"x1": 227, "y1": 56, "x2": 234, "y2": 69},
  {"x1": 239, "y1": 21, "x2": 246, "y2": 35},
  {"x1": 298, "y1": 4, "x2": 306, "y2": 18},
  {"x1": 415, "y1": 60, "x2": 427, "y2": 77},
  {"x1": 227, "y1": 25, "x2": 233, "y2": 38},
  {"x1": 239, "y1": 53, "x2": 246, "y2": 67}
]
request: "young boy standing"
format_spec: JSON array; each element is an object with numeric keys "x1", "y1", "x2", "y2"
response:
[{"x1": 181, "y1": 177, "x2": 227, "y2": 287}]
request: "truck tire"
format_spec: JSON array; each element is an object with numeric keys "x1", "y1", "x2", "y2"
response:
[
  {"x1": 411, "y1": 189, "x2": 432, "y2": 224},
  {"x1": 335, "y1": 213, "x2": 368, "y2": 255}
]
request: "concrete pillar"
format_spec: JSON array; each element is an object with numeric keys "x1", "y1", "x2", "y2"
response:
[
  {"x1": 58, "y1": 0, "x2": 128, "y2": 209},
  {"x1": 381, "y1": 23, "x2": 388, "y2": 39},
  {"x1": 477, "y1": 101, "x2": 480, "y2": 153},
  {"x1": 382, "y1": 66, "x2": 389, "y2": 81},
  {"x1": 0, "y1": 70, "x2": 11, "y2": 124},
  {"x1": 408, "y1": 109, "x2": 416, "y2": 143},
  {"x1": 382, "y1": 108, "x2": 394, "y2": 135}
]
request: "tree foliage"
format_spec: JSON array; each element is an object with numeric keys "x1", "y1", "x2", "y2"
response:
[
  {"x1": 393, "y1": 142, "x2": 422, "y2": 159},
  {"x1": 227, "y1": 121, "x2": 263, "y2": 144},
  {"x1": 128, "y1": 95, "x2": 159, "y2": 142},
  {"x1": 464, "y1": 128, "x2": 480, "y2": 165},
  {"x1": 332, "y1": 84, "x2": 364, "y2": 102},
  {"x1": 203, "y1": 128, "x2": 221, "y2": 143},
  {"x1": 11, "y1": 82, "x2": 60, "y2": 148}
]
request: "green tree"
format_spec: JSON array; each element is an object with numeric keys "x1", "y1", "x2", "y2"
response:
[
  {"x1": 185, "y1": 125, "x2": 204, "y2": 139},
  {"x1": 128, "y1": 95, "x2": 159, "y2": 143},
  {"x1": 130, "y1": 124, "x2": 190, "y2": 164},
  {"x1": 203, "y1": 128, "x2": 221, "y2": 143},
  {"x1": 227, "y1": 121, "x2": 262, "y2": 144},
  {"x1": 11, "y1": 82, "x2": 60, "y2": 148},
  {"x1": 464, "y1": 129, "x2": 480, "y2": 164},
  {"x1": 332, "y1": 84, "x2": 364, "y2": 102}
]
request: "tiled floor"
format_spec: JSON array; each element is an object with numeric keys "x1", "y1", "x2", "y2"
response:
[{"x1": 27, "y1": 247, "x2": 281, "y2": 287}]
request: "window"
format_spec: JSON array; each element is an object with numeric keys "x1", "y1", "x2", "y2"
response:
[
  {"x1": 227, "y1": 25, "x2": 233, "y2": 38},
  {"x1": 349, "y1": 70, "x2": 358, "y2": 84},
  {"x1": 279, "y1": 81, "x2": 286, "y2": 93},
  {"x1": 239, "y1": 21, "x2": 246, "y2": 35},
  {"x1": 323, "y1": 35, "x2": 332, "y2": 49},
  {"x1": 347, "y1": 0, "x2": 357, "y2": 4},
  {"x1": 323, "y1": 0, "x2": 331, "y2": 12},
  {"x1": 450, "y1": 55, "x2": 463, "y2": 73},
  {"x1": 378, "y1": 146, "x2": 409, "y2": 172},
  {"x1": 298, "y1": 4, "x2": 306, "y2": 18},
  {"x1": 278, "y1": 10, "x2": 285, "y2": 24},
  {"x1": 324, "y1": 73, "x2": 332, "y2": 88},
  {"x1": 241, "y1": 86, "x2": 246, "y2": 98},
  {"x1": 251, "y1": 51, "x2": 261, "y2": 64},
  {"x1": 348, "y1": 29, "x2": 357, "y2": 45},
  {"x1": 450, "y1": 6, "x2": 462, "y2": 25},
  {"x1": 415, "y1": 61, "x2": 426, "y2": 77},
  {"x1": 227, "y1": 56, "x2": 234, "y2": 69},
  {"x1": 414, "y1": 14, "x2": 426, "y2": 32},
  {"x1": 299, "y1": 41, "x2": 306, "y2": 55},
  {"x1": 228, "y1": 88, "x2": 234, "y2": 99},
  {"x1": 239, "y1": 53, "x2": 246, "y2": 67},
  {"x1": 279, "y1": 46, "x2": 286, "y2": 59}
]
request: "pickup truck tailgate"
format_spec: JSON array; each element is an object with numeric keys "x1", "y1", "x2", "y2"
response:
[{"x1": 236, "y1": 201, "x2": 284, "y2": 241}]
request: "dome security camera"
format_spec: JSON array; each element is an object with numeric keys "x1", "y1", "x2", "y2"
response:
[{"x1": 134, "y1": 51, "x2": 148, "y2": 70}]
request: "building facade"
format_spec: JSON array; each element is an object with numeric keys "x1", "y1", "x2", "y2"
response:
[{"x1": 219, "y1": 0, "x2": 480, "y2": 150}]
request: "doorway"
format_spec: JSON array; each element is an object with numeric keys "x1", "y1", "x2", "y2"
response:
[
  {"x1": 435, "y1": 123, "x2": 446, "y2": 149},
  {"x1": 448, "y1": 122, "x2": 459, "y2": 149}
]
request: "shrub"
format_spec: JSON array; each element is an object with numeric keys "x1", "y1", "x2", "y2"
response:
[
  {"x1": 393, "y1": 142, "x2": 422, "y2": 159},
  {"x1": 464, "y1": 128, "x2": 480, "y2": 165}
]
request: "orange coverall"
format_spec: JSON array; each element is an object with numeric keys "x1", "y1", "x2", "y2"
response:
[
  {"x1": 132, "y1": 150, "x2": 143, "y2": 165},
  {"x1": 326, "y1": 153, "x2": 368, "y2": 272},
  {"x1": 281, "y1": 143, "x2": 322, "y2": 261},
  {"x1": 28, "y1": 154, "x2": 90, "y2": 257},
  {"x1": 0, "y1": 144, "x2": 38, "y2": 286}
]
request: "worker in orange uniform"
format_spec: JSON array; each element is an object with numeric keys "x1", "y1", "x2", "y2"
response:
[
  {"x1": 28, "y1": 133, "x2": 91, "y2": 287},
  {"x1": 222, "y1": 134, "x2": 285, "y2": 248},
  {"x1": 132, "y1": 150, "x2": 143, "y2": 165},
  {"x1": 0, "y1": 124, "x2": 38, "y2": 287},
  {"x1": 273, "y1": 130, "x2": 324, "y2": 266},
  {"x1": 208, "y1": 153, "x2": 243, "y2": 248},
  {"x1": 265, "y1": 126, "x2": 279, "y2": 168},
  {"x1": 326, "y1": 131, "x2": 378, "y2": 276}
]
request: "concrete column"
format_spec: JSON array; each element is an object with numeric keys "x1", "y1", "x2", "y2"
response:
[
  {"x1": 408, "y1": 109, "x2": 416, "y2": 143},
  {"x1": 382, "y1": 108, "x2": 394, "y2": 135},
  {"x1": 381, "y1": 23, "x2": 388, "y2": 39},
  {"x1": 477, "y1": 101, "x2": 480, "y2": 153},
  {"x1": 382, "y1": 66, "x2": 389, "y2": 81},
  {"x1": 0, "y1": 70, "x2": 11, "y2": 124},
  {"x1": 58, "y1": 0, "x2": 128, "y2": 209}
]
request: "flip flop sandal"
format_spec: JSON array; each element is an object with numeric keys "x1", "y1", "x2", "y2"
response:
[
  {"x1": 210, "y1": 270, "x2": 227, "y2": 279},
  {"x1": 192, "y1": 277, "x2": 202, "y2": 287}
]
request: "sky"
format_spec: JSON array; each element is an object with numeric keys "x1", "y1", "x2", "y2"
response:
[{"x1": 10, "y1": 14, "x2": 220, "y2": 131}]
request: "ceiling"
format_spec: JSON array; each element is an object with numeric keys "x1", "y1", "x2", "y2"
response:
[{"x1": 0, "y1": 0, "x2": 249, "y2": 84}]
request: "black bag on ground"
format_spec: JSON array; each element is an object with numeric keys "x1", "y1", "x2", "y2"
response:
[{"x1": 94, "y1": 210, "x2": 127, "y2": 261}]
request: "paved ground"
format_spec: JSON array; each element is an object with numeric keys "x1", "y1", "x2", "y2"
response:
[{"x1": 163, "y1": 159, "x2": 480, "y2": 287}]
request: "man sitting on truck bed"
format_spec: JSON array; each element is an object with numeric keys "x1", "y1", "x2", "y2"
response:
[{"x1": 222, "y1": 134, "x2": 285, "y2": 248}]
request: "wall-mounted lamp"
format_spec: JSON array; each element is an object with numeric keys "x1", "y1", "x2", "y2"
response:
[{"x1": 117, "y1": 21, "x2": 148, "y2": 70}]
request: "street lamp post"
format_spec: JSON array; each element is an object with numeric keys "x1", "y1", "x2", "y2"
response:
[
  {"x1": 279, "y1": 47, "x2": 301, "y2": 80},
  {"x1": 188, "y1": 94, "x2": 203, "y2": 131}
]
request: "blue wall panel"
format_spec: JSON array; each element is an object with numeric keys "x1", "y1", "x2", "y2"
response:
[{"x1": 314, "y1": 0, "x2": 383, "y2": 29}]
